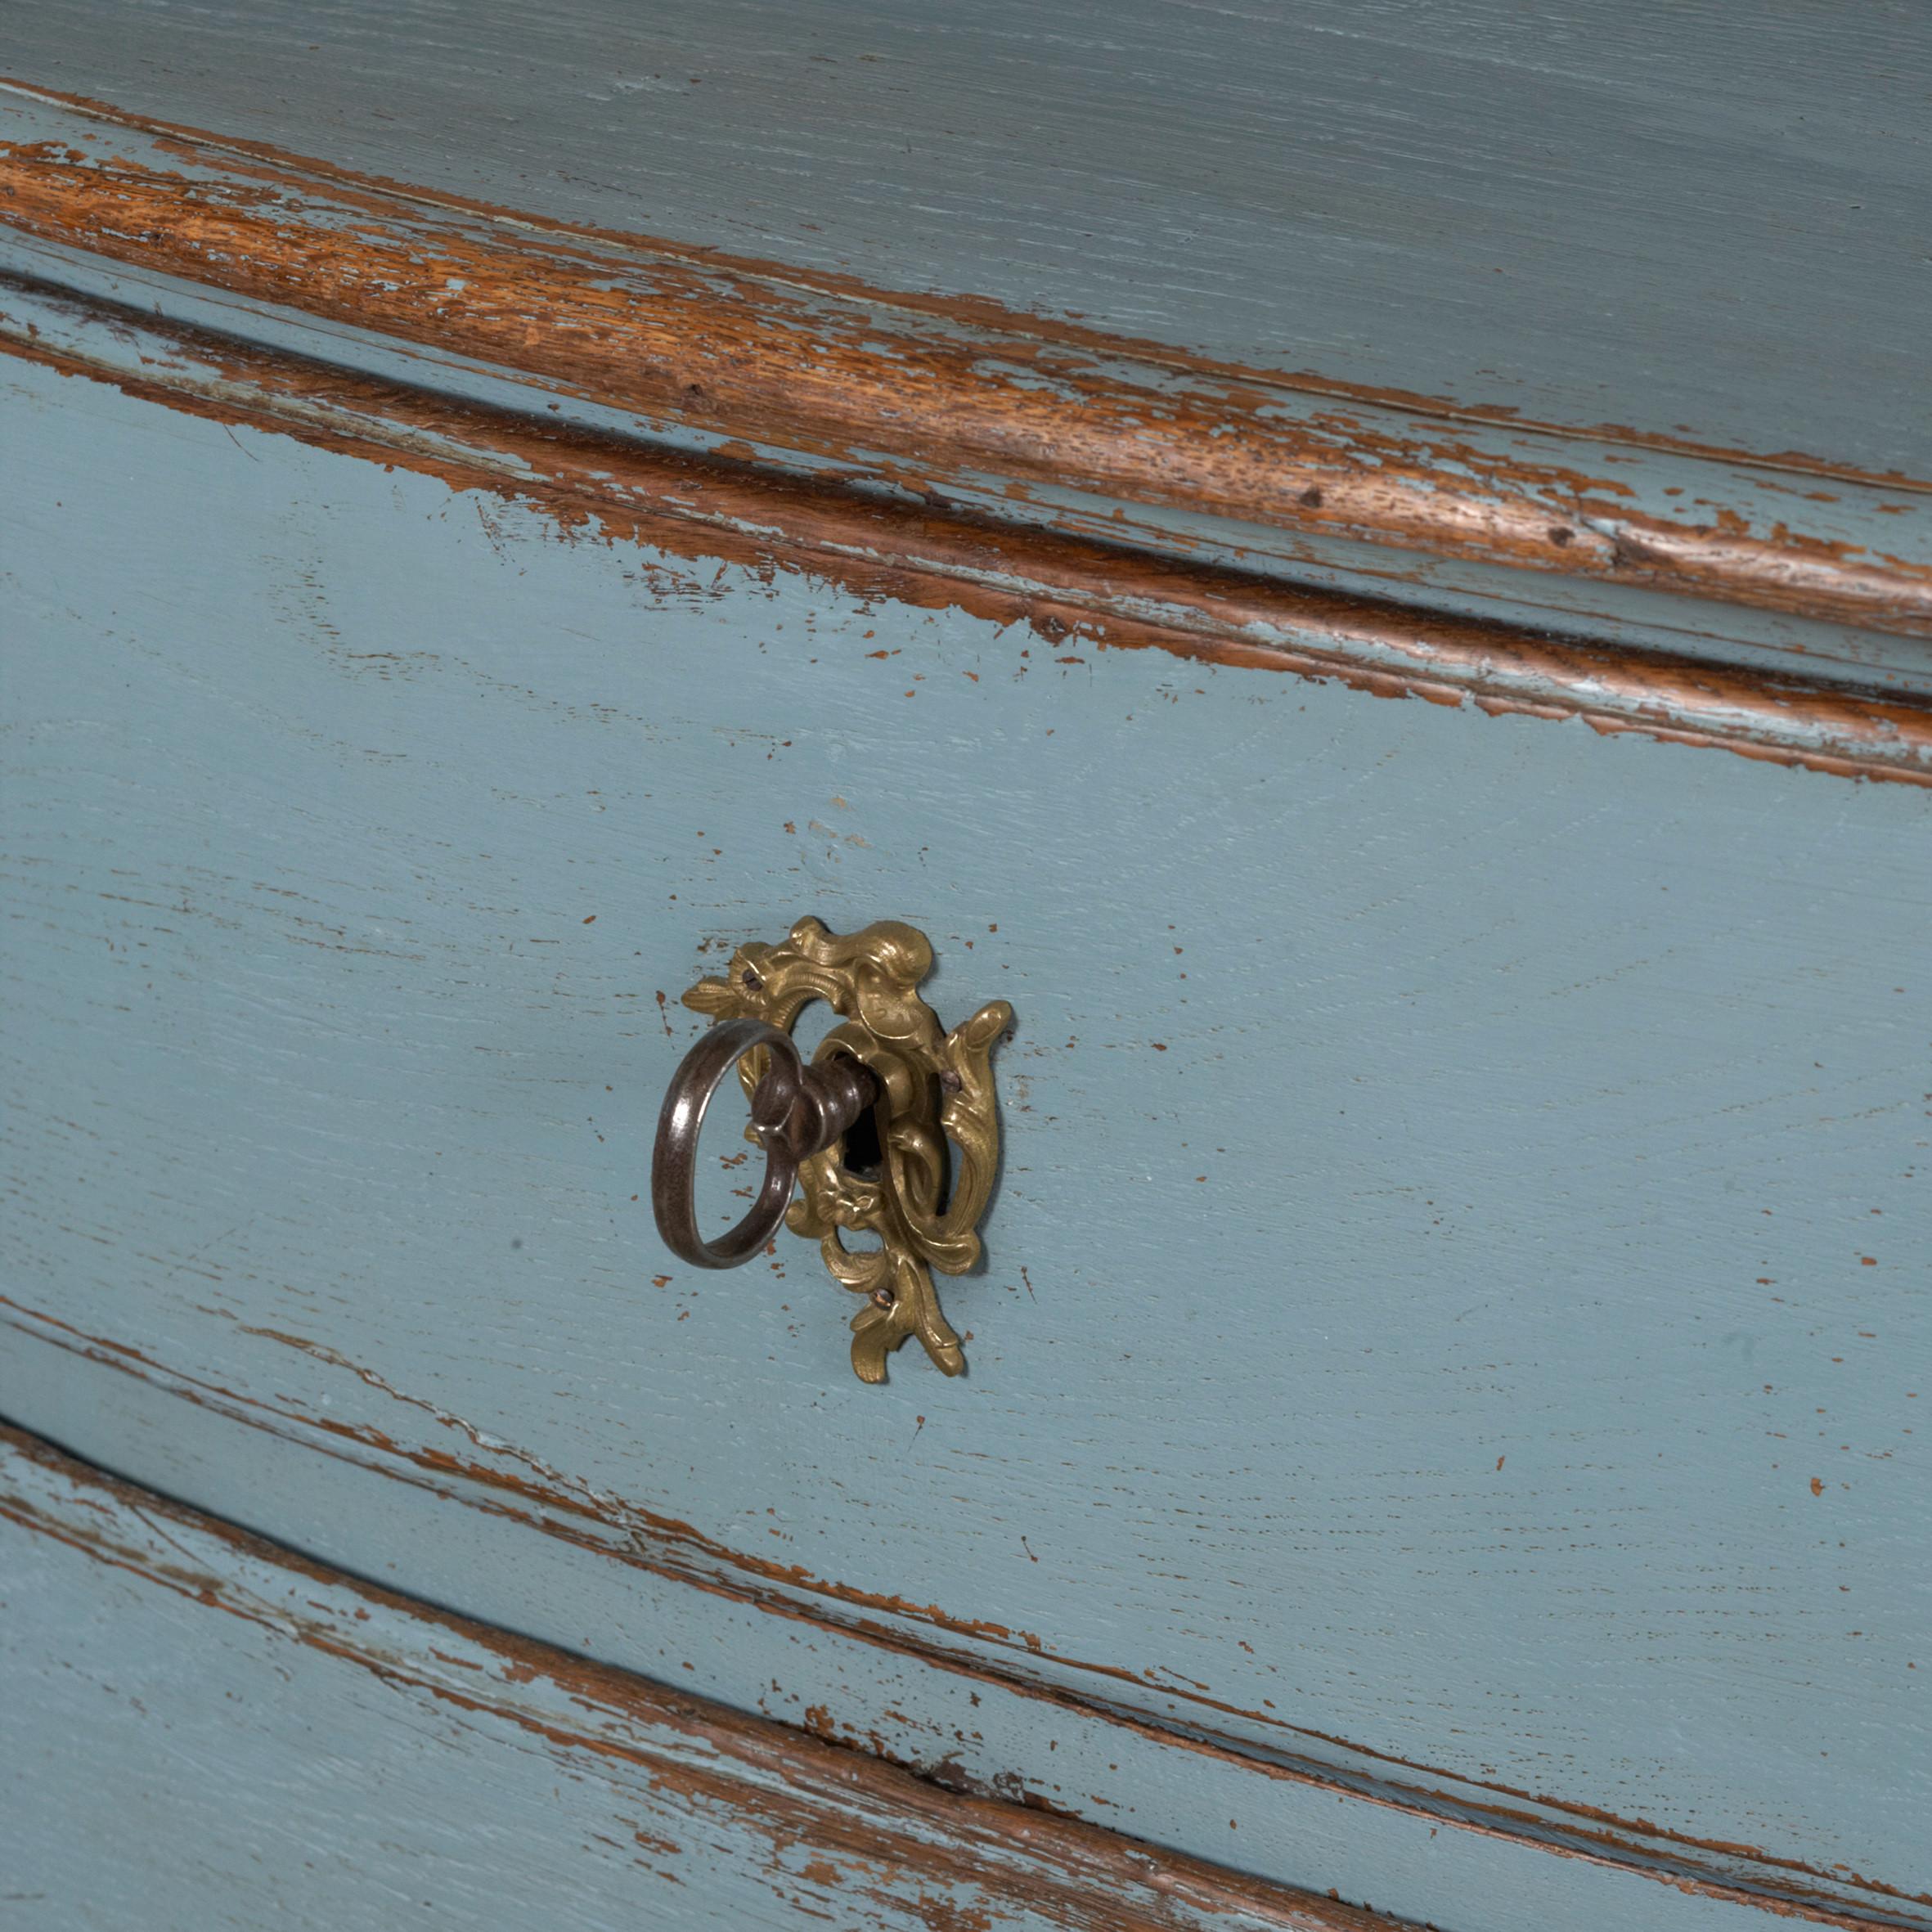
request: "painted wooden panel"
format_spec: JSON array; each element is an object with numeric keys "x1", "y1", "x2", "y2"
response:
[
  {"x1": 7, "y1": 86, "x2": 1931, "y2": 667},
  {"x1": 13, "y1": 1322, "x2": 1866, "y2": 1932},
  {"x1": 2, "y1": 346, "x2": 1928, "y2": 1930},
  {"x1": 4, "y1": 272, "x2": 1927, "y2": 787},
  {"x1": 0, "y1": 1425, "x2": 1382, "y2": 1932},
  {"x1": 5, "y1": 0, "x2": 1929, "y2": 477}
]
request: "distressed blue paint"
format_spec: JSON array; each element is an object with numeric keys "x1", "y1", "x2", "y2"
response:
[
  {"x1": 2, "y1": 353, "x2": 1929, "y2": 1926},
  {"x1": 6, "y1": 0, "x2": 1930, "y2": 474},
  {"x1": 9, "y1": 1328, "x2": 1844, "y2": 1932},
  {"x1": 5, "y1": 1431, "x2": 1342, "y2": 1932},
  {"x1": 7, "y1": 88, "x2": 1930, "y2": 698}
]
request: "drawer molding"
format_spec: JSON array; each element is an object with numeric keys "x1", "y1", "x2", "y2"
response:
[
  {"x1": 7, "y1": 1299, "x2": 1921, "y2": 1932},
  {"x1": 0, "y1": 1421, "x2": 1399, "y2": 1932},
  {"x1": 3, "y1": 79, "x2": 1931, "y2": 650},
  {"x1": 3, "y1": 271, "x2": 1930, "y2": 790}
]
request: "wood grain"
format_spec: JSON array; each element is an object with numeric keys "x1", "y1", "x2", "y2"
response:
[
  {"x1": 2, "y1": 342, "x2": 1927, "y2": 1929},
  {"x1": 3, "y1": 83, "x2": 1930, "y2": 645},
  {"x1": 3, "y1": 0, "x2": 1927, "y2": 477},
  {"x1": 6, "y1": 272, "x2": 1932, "y2": 788},
  {"x1": 9, "y1": 1304, "x2": 1923, "y2": 1932},
  {"x1": 0, "y1": 1422, "x2": 1394, "y2": 1932}
]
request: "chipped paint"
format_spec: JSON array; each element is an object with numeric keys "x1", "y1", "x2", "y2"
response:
[
  {"x1": 3, "y1": 276, "x2": 1930, "y2": 787},
  {"x1": 2, "y1": 83, "x2": 1930, "y2": 642},
  {"x1": 6, "y1": 1298, "x2": 1925, "y2": 1931},
  {"x1": 0, "y1": 1422, "x2": 1396, "y2": 1932}
]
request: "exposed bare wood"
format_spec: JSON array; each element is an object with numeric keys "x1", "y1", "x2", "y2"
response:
[
  {"x1": 0, "y1": 1420, "x2": 1403, "y2": 1932},
  {"x1": 4, "y1": 272, "x2": 1930, "y2": 788},
  {"x1": 2, "y1": 80, "x2": 1930, "y2": 642},
  {"x1": 6, "y1": 1297, "x2": 1924, "y2": 1932}
]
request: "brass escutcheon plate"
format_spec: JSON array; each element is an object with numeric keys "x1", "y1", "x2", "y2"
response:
[{"x1": 681, "y1": 919, "x2": 1012, "y2": 1383}]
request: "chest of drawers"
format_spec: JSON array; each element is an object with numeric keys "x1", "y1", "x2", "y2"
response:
[{"x1": 3, "y1": 8, "x2": 1928, "y2": 1930}]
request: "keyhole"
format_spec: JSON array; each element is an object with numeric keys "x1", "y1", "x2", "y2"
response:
[{"x1": 841, "y1": 1099, "x2": 883, "y2": 1179}]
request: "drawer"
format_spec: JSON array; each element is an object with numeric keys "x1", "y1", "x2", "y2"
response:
[
  {"x1": 5, "y1": 34, "x2": 1932, "y2": 1932},
  {"x1": 2, "y1": 1424, "x2": 1359, "y2": 1932},
  {"x1": 6, "y1": 320, "x2": 1930, "y2": 1932}
]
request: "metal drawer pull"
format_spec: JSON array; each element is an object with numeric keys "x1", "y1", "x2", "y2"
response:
[
  {"x1": 649, "y1": 919, "x2": 1011, "y2": 1383},
  {"x1": 652, "y1": 1019, "x2": 878, "y2": 1269}
]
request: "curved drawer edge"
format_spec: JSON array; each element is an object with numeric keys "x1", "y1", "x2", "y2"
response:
[
  {"x1": 3, "y1": 269, "x2": 1931, "y2": 789},
  {"x1": 0, "y1": 1418, "x2": 1408, "y2": 1932},
  {"x1": 5, "y1": 1311, "x2": 1924, "y2": 1932},
  {"x1": 2, "y1": 78, "x2": 1930, "y2": 647}
]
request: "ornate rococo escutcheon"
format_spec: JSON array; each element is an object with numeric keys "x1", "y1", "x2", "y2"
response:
[{"x1": 653, "y1": 919, "x2": 1012, "y2": 1382}]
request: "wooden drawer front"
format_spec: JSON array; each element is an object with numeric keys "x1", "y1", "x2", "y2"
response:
[
  {"x1": 0, "y1": 1427, "x2": 1356, "y2": 1932},
  {"x1": 4, "y1": 334, "x2": 1928, "y2": 1932}
]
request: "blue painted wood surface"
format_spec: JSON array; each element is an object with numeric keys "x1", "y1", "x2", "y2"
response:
[
  {"x1": 7, "y1": 0, "x2": 1930, "y2": 477},
  {"x1": 1, "y1": 1427, "x2": 1368, "y2": 1932},
  {"x1": 7, "y1": 73, "x2": 1932, "y2": 696},
  {"x1": 2, "y1": 346, "x2": 1927, "y2": 1929}
]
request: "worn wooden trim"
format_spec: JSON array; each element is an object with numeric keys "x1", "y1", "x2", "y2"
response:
[
  {"x1": 7, "y1": 1298, "x2": 1925, "y2": 1932},
  {"x1": 4, "y1": 269, "x2": 1932, "y2": 789},
  {"x1": 0, "y1": 1418, "x2": 1400, "y2": 1932},
  {"x1": 2, "y1": 79, "x2": 1931, "y2": 644}
]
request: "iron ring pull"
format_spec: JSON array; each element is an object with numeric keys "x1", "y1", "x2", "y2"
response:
[{"x1": 651, "y1": 1016, "x2": 878, "y2": 1269}]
